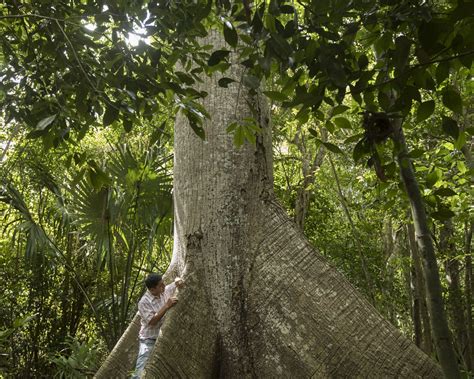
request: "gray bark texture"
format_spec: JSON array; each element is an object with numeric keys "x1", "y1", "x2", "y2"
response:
[
  {"x1": 95, "y1": 315, "x2": 140, "y2": 378},
  {"x1": 407, "y1": 222, "x2": 433, "y2": 355},
  {"x1": 96, "y1": 31, "x2": 443, "y2": 378}
]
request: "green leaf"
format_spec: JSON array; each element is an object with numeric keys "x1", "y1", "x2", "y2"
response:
[
  {"x1": 295, "y1": 108, "x2": 309, "y2": 124},
  {"x1": 457, "y1": 161, "x2": 467, "y2": 174},
  {"x1": 234, "y1": 125, "x2": 245, "y2": 147},
  {"x1": 308, "y1": 128, "x2": 318, "y2": 138},
  {"x1": 36, "y1": 114, "x2": 57, "y2": 130},
  {"x1": 263, "y1": 91, "x2": 287, "y2": 101},
  {"x1": 208, "y1": 62, "x2": 231, "y2": 73},
  {"x1": 325, "y1": 120, "x2": 335, "y2": 133},
  {"x1": 264, "y1": 14, "x2": 276, "y2": 33},
  {"x1": 189, "y1": 120, "x2": 206, "y2": 140},
  {"x1": 280, "y1": 5, "x2": 294, "y2": 13},
  {"x1": 378, "y1": 91, "x2": 391, "y2": 111},
  {"x1": 123, "y1": 118, "x2": 133, "y2": 132},
  {"x1": 242, "y1": 75, "x2": 260, "y2": 89},
  {"x1": 223, "y1": 21, "x2": 238, "y2": 48},
  {"x1": 208, "y1": 50, "x2": 231, "y2": 66},
  {"x1": 323, "y1": 142, "x2": 344, "y2": 155},
  {"x1": 442, "y1": 116, "x2": 459, "y2": 140},
  {"x1": 418, "y1": 20, "x2": 449, "y2": 55},
  {"x1": 434, "y1": 188, "x2": 456, "y2": 197},
  {"x1": 218, "y1": 77, "x2": 236, "y2": 88},
  {"x1": 332, "y1": 105, "x2": 350, "y2": 116},
  {"x1": 408, "y1": 148, "x2": 425, "y2": 159},
  {"x1": 394, "y1": 36, "x2": 411, "y2": 71},
  {"x1": 454, "y1": 131, "x2": 466, "y2": 150},
  {"x1": 435, "y1": 61, "x2": 450, "y2": 84},
  {"x1": 358, "y1": 54, "x2": 369, "y2": 69},
  {"x1": 425, "y1": 168, "x2": 442, "y2": 187},
  {"x1": 88, "y1": 167, "x2": 111, "y2": 191},
  {"x1": 353, "y1": 138, "x2": 370, "y2": 162},
  {"x1": 175, "y1": 72, "x2": 195, "y2": 85},
  {"x1": 344, "y1": 133, "x2": 364, "y2": 144},
  {"x1": 103, "y1": 105, "x2": 119, "y2": 127},
  {"x1": 373, "y1": 33, "x2": 392, "y2": 58},
  {"x1": 431, "y1": 208, "x2": 455, "y2": 221},
  {"x1": 333, "y1": 117, "x2": 351, "y2": 129},
  {"x1": 416, "y1": 100, "x2": 435, "y2": 122},
  {"x1": 226, "y1": 121, "x2": 238, "y2": 133},
  {"x1": 442, "y1": 88, "x2": 463, "y2": 114}
]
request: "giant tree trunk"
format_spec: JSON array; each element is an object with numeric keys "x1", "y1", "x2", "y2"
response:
[{"x1": 96, "y1": 31, "x2": 442, "y2": 378}]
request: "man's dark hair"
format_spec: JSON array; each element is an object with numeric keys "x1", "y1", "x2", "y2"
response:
[{"x1": 145, "y1": 273, "x2": 162, "y2": 289}]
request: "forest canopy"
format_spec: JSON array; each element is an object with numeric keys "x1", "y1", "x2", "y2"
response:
[{"x1": 0, "y1": 0, "x2": 472, "y2": 377}]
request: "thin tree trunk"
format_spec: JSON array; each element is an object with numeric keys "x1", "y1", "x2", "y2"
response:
[
  {"x1": 383, "y1": 217, "x2": 396, "y2": 322},
  {"x1": 441, "y1": 220, "x2": 468, "y2": 370},
  {"x1": 464, "y1": 221, "x2": 473, "y2": 372},
  {"x1": 407, "y1": 222, "x2": 432, "y2": 353},
  {"x1": 391, "y1": 121, "x2": 460, "y2": 378},
  {"x1": 397, "y1": 225, "x2": 413, "y2": 330},
  {"x1": 294, "y1": 128, "x2": 326, "y2": 230},
  {"x1": 460, "y1": 107, "x2": 473, "y2": 373},
  {"x1": 328, "y1": 155, "x2": 374, "y2": 301}
]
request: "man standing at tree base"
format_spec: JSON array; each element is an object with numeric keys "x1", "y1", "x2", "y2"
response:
[{"x1": 131, "y1": 273, "x2": 183, "y2": 378}]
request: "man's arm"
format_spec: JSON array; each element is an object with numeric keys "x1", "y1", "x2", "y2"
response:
[{"x1": 148, "y1": 297, "x2": 178, "y2": 326}]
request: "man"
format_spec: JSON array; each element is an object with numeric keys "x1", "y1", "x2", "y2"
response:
[{"x1": 131, "y1": 273, "x2": 184, "y2": 378}]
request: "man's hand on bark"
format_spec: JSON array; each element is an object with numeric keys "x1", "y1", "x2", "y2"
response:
[
  {"x1": 174, "y1": 277, "x2": 185, "y2": 288},
  {"x1": 166, "y1": 297, "x2": 178, "y2": 310}
]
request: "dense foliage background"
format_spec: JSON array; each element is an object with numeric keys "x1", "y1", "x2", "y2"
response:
[{"x1": 0, "y1": 0, "x2": 472, "y2": 377}]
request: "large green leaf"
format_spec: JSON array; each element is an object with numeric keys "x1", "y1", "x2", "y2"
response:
[
  {"x1": 353, "y1": 138, "x2": 370, "y2": 162},
  {"x1": 442, "y1": 116, "x2": 459, "y2": 140},
  {"x1": 103, "y1": 105, "x2": 119, "y2": 127},
  {"x1": 323, "y1": 142, "x2": 344, "y2": 155},
  {"x1": 435, "y1": 62, "x2": 450, "y2": 84},
  {"x1": 36, "y1": 114, "x2": 57, "y2": 131},
  {"x1": 223, "y1": 21, "x2": 238, "y2": 48},
  {"x1": 263, "y1": 91, "x2": 287, "y2": 101},
  {"x1": 218, "y1": 78, "x2": 236, "y2": 88},
  {"x1": 333, "y1": 117, "x2": 351, "y2": 129},
  {"x1": 416, "y1": 100, "x2": 435, "y2": 123},
  {"x1": 442, "y1": 88, "x2": 463, "y2": 114},
  {"x1": 208, "y1": 50, "x2": 231, "y2": 66},
  {"x1": 431, "y1": 208, "x2": 455, "y2": 221}
]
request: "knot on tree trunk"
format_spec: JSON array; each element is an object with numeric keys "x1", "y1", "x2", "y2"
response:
[{"x1": 186, "y1": 230, "x2": 203, "y2": 249}]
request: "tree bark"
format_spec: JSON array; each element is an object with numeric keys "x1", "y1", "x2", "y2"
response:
[
  {"x1": 441, "y1": 220, "x2": 469, "y2": 370},
  {"x1": 293, "y1": 128, "x2": 326, "y2": 230},
  {"x1": 464, "y1": 221, "x2": 473, "y2": 372},
  {"x1": 460, "y1": 107, "x2": 473, "y2": 373},
  {"x1": 97, "y1": 31, "x2": 443, "y2": 378},
  {"x1": 94, "y1": 315, "x2": 140, "y2": 378},
  {"x1": 391, "y1": 121, "x2": 460, "y2": 378},
  {"x1": 407, "y1": 224, "x2": 423, "y2": 348},
  {"x1": 407, "y1": 222, "x2": 432, "y2": 354}
]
